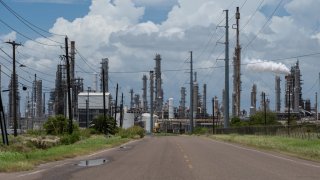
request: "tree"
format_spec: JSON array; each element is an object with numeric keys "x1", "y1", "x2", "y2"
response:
[
  {"x1": 249, "y1": 111, "x2": 280, "y2": 126},
  {"x1": 231, "y1": 116, "x2": 249, "y2": 127}
]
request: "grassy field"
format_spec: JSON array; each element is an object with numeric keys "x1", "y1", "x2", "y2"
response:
[
  {"x1": 209, "y1": 134, "x2": 320, "y2": 162},
  {"x1": 0, "y1": 135, "x2": 130, "y2": 172}
]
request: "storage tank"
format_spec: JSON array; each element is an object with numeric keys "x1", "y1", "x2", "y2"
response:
[
  {"x1": 141, "y1": 113, "x2": 158, "y2": 133},
  {"x1": 116, "y1": 107, "x2": 134, "y2": 129},
  {"x1": 169, "y1": 98, "x2": 174, "y2": 119}
]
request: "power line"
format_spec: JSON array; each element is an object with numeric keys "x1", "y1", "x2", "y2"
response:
[
  {"x1": 0, "y1": 18, "x2": 61, "y2": 47},
  {"x1": 242, "y1": 0, "x2": 284, "y2": 53},
  {"x1": 74, "y1": 48, "x2": 98, "y2": 73},
  {"x1": 0, "y1": 0, "x2": 65, "y2": 37},
  {"x1": 0, "y1": 0, "x2": 64, "y2": 45}
]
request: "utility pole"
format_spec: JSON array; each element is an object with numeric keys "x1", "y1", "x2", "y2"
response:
[
  {"x1": 263, "y1": 92, "x2": 267, "y2": 135},
  {"x1": 0, "y1": 91, "x2": 9, "y2": 145},
  {"x1": 288, "y1": 85, "x2": 291, "y2": 135},
  {"x1": 6, "y1": 41, "x2": 21, "y2": 137},
  {"x1": 233, "y1": 7, "x2": 241, "y2": 117},
  {"x1": 86, "y1": 87, "x2": 90, "y2": 128},
  {"x1": 64, "y1": 37, "x2": 73, "y2": 134},
  {"x1": 114, "y1": 83, "x2": 118, "y2": 129},
  {"x1": 212, "y1": 97, "x2": 214, "y2": 134},
  {"x1": 190, "y1": 51, "x2": 194, "y2": 133},
  {"x1": 224, "y1": 10, "x2": 230, "y2": 128},
  {"x1": 102, "y1": 68, "x2": 108, "y2": 134},
  {"x1": 150, "y1": 71, "x2": 154, "y2": 134},
  {"x1": 316, "y1": 92, "x2": 318, "y2": 121},
  {"x1": 120, "y1": 93, "x2": 123, "y2": 128}
]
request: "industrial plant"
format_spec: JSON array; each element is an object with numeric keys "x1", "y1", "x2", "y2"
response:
[{"x1": 1, "y1": 7, "x2": 319, "y2": 136}]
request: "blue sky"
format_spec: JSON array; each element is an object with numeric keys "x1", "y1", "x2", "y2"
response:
[
  {"x1": 1, "y1": 0, "x2": 320, "y2": 115},
  {"x1": 0, "y1": 0, "x2": 174, "y2": 40}
]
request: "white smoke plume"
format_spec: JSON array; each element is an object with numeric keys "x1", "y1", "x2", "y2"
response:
[{"x1": 246, "y1": 58, "x2": 290, "y2": 74}]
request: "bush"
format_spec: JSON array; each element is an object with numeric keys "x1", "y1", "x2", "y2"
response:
[
  {"x1": 193, "y1": 127, "x2": 208, "y2": 135},
  {"x1": 117, "y1": 126, "x2": 145, "y2": 139},
  {"x1": 44, "y1": 115, "x2": 68, "y2": 135},
  {"x1": 60, "y1": 132, "x2": 81, "y2": 145},
  {"x1": 249, "y1": 111, "x2": 281, "y2": 126},
  {"x1": 90, "y1": 115, "x2": 117, "y2": 135},
  {"x1": 231, "y1": 117, "x2": 249, "y2": 127},
  {"x1": 26, "y1": 129, "x2": 46, "y2": 136}
]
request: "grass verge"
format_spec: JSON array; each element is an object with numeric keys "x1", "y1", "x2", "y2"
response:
[
  {"x1": 0, "y1": 135, "x2": 130, "y2": 172},
  {"x1": 209, "y1": 134, "x2": 320, "y2": 162}
]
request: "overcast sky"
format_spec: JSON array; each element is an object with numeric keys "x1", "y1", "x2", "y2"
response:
[{"x1": 0, "y1": 0, "x2": 320, "y2": 114}]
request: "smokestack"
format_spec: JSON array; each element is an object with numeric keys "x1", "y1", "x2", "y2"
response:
[
  {"x1": 250, "y1": 84, "x2": 257, "y2": 115},
  {"x1": 142, "y1": 75, "x2": 148, "y2": 112},
  {"x1": 202, "y1": 84, "x2": 207, "y2": 116},
  {"x1": 154, "y1": 54, "x2": 163, "y2": 113},
  {"x1": 93, "y1": 73, "x2": 97, "y2": 92},
  {"x1": 180, "y1": 87, "x2": 186, "y2": 118},
  {"x1": 193, "y1": 81, "x2": 199, "y2": 117},
  {"x1": 275, "y1": 76, "x2": 281, "y2": 112}
]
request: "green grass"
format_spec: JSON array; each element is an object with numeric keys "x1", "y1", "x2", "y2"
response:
[
  {"x1": 209, "y1": 134, "x2": 320, "y2": 162},
  {"x1": 0, "y1": 135, "x2": 130, "y2": 172}
]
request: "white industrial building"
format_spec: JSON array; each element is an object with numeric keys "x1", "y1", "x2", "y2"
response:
[{"x1": 77, "y1": 92, "x2": 110, "y2": 127}]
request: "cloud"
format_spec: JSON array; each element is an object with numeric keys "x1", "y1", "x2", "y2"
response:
[
  {"x1": 0, "y1": 31, "x2": 16, "y2": 42},
  {"x1": 14, "y1": 0, "x2": 88, "y2": 4},
  {"x1": 7, "y1": 0, "x2": 320, "y2": 112}
]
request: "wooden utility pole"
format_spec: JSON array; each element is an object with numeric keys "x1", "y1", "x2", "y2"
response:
[
  {"x1": 120, "y1": 93, "x2": 124, "y2": 128},
  {"x1": 102, "y1": 68, "x2": 108, "y2": 134},
  {"x1": 65, "y1": 37, "x2": 73, "y2": 134},
  {"x1": 6, "y1": 41, "x2": 21, "y2": 137}
]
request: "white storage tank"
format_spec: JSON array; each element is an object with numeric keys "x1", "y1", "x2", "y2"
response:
[
  {"x1": 169, "y1": 98, "x2": 174, "y2": 119},
  {"x1": 116, "y1": 107, "x2": 135, "y2": 129},
  {"x1": 141, "y1": 113, "x2": 158, "y2": 133}
]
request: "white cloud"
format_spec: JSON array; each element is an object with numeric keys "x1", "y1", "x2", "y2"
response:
[
  {"x1": 11, "y1": 0, "x2": 320, "y2": 112},
  {"x1": 0, "y1": 31, "x2": 16, "y2": 42}
]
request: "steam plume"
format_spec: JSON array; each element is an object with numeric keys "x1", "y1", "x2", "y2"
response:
[{"x1": 246, "y1": 58, "x2": 290, "y2": 74}]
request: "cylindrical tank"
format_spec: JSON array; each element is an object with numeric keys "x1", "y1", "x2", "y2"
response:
[
  {"x1": 169, "y1": 98, "x2": 174, "y2": 119},
  {"x1": 142, "y1": 113, "x2": 151, "y2": 133}
]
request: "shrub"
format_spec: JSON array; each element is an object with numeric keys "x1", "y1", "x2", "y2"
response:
[
  {"x1": 43, "y1": 115, "x2": 68, "y2": 135},
  {"x1": 117, "y1": 126, "x2": 145, "y2": 139},
  {"x1": 193, "y1": 127, "x2": 208, "y2": 135},
  {"x1": 59, "y1": 132, "x2": 81, "y2": 145},
  {"x1": 90, "y1": 115, "x2": 117, "y2": 135}
]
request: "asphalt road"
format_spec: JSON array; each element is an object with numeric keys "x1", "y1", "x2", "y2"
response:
[{"x1": 1, "y1": 135, "x2": 320, "y2": 180}]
